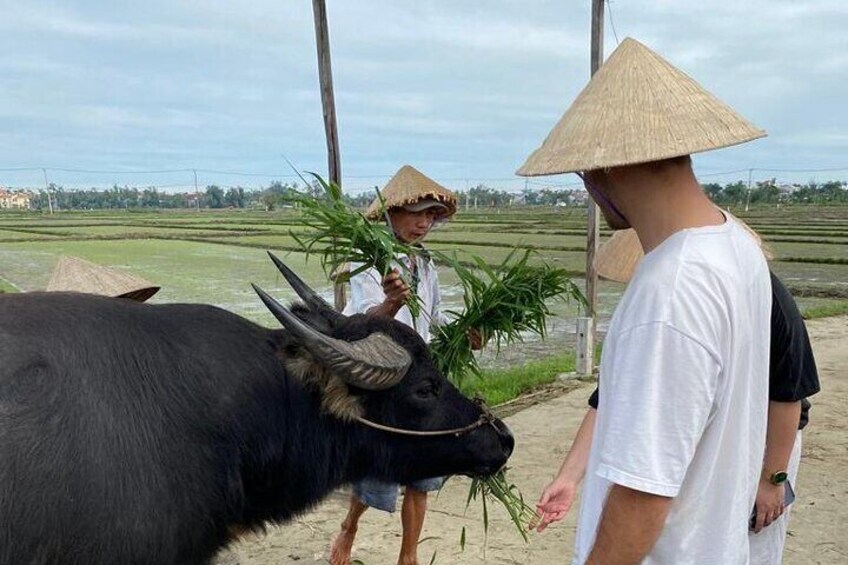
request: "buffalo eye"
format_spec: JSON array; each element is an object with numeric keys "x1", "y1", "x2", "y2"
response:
[{"x1": 415, "y1": 380, "x2": 440, "y2": 399}]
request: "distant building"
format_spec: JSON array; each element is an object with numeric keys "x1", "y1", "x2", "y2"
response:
[
  {"x1": 0, "y1": 188, "x2": 32, "y2": 209},
  {"x1": 778, "y1": 184, "x2": 799, "y2": 199},
  {"x1": 569, "y1": 190, "x2": 589, "y2": 206}
]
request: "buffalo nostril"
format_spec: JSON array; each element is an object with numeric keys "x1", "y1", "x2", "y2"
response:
[
  {"x1": 502, "y1": 433, "x2": 515, "y2": 457},
  {"x1": 494, "y1": 420, "x2": 515, "y2": 456}
]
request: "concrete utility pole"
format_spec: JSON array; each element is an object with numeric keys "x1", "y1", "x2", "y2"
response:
[
  {"x1": 42, "y1": 168, "x2": 53, "y2": 215},
  {"x1": 745, "y1": 168, "x2": 754, "y2": 212},
  {"x1": 577, "y1": 0, "x2": 604, "y2": 376},
  {"x1": 193, "y1": 169, "x2": 200, "y2": 211},
  {"x1": 312, "y1": 0, "x2": 346, "y2": 310}
]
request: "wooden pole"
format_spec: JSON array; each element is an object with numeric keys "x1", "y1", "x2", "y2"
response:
[
  {"x1": 577, "y1": 0, "x2": 604, "y2": 376},
  {"x1": 311, "y1": 0, "x2": 346, "y2": 309}
]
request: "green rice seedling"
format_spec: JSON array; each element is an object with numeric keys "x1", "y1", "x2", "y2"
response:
[
  {"x1": 430, "y1": 248, "x2": 586, "y2": 385},
  {"x1": 283, "y1": 173, "x2": 424, "y2": 317}
]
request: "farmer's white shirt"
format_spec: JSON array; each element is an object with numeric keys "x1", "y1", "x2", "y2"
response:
[
  {"x1": 574, "y1": 215, "x2": 771, "y2": 564},
  {"x1": 343, "y1": 253, "x2": 447, "y2": 341}
]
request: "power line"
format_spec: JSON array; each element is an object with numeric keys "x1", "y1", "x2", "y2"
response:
[
  {"x1": 194, "y1": 168, "x2": 300, "y2": 178},
  {"x1": 0, "y1": 166, "x2": 194, "y2": 174},
  {"x1": 698, "y1": 168, "x2": 753, "y2": 178},
  {"x1": 698, "y1": 166, "x2": 847, "y2": 177},
  {"x1": 753, "y1": 166, "x2": 848, "y2": 173},
  {"x1": 606, "y1": 0, "x2": 620, "y2": 45}
]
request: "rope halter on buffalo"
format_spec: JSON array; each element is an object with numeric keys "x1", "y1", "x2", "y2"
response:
[{"x1": 354, "y1": 397, "x2": 497, "y2": 437}]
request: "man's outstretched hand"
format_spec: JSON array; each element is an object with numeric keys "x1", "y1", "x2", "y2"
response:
[{"x1": 534, "y1": 477, "x2": 579, "y2": 532}]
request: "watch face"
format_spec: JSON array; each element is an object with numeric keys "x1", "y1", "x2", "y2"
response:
[{"x1": 771, "y1": 471, "x2": 789, "y2": 485}]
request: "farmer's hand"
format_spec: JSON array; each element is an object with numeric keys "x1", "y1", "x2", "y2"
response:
[
  {"x1": 752, "y1": 480, "x2": 785, "y2": 533},
  {"x1": 381, "y1": 269, "x2": 410, "y2": 307},
  {"x1": 467, "y1": 328, "x2": 487, "y2": 350},
  {"x1": 534, "y1": 477, "x2": 578, "y2": 533}
]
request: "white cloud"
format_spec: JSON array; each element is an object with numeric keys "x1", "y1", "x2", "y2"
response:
[{"x1": 0, "y1": 0, "x2": 844, "y2": 189}]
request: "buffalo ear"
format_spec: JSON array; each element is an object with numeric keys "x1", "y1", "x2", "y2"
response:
[
  {"x1": 320, "y1": 375, "x2": 365, "y2": 421},
  {"x1": 279, "y1": 351, "x2": 364, "y2": 422}
]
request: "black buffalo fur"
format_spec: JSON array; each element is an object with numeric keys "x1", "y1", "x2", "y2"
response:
[{"x1": 0, "y1": 292, "x2": 512, "y2": 564}]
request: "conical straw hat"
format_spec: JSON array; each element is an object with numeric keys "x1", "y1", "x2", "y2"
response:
[
  {"x1": 365, "y1": 165, "x2": 457, "y2": 220},
  {"x1": 47, "y1": 256, "x2": 160, "y2": 302},
  {"x1": 595, "y1": 215, "x2": 772, "y2": 284},
  {"x1": 594, "y1": 228, "x2": 643, "y2": 283},
  {"x1": 517, "y1": 38, "x2": 766, "y2": 176}
]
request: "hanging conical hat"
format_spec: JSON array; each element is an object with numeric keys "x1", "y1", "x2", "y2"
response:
[
  {"x1": 365, "y1": 165, "x2": 457, "y2": 220},
  {"x1": 517, "y1": 38, "x2": 766, "y2": 176},
  {"x1": 47, "y1": 256, "x2": 160, "y2": 302},
  {"x1": 594, "y1": 228, "x2": 643, "y2": 283},
  {"x1": 595, "y1": 214, "x2": 772, "y2": 284}
]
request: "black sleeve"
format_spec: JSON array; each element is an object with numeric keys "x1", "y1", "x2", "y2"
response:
[
  {"x1": 588, "y1": 387, "x2": 599, "y2": 409},
  {"x1": 768, "y1": 272, "x2": 821, "y2": 403}
]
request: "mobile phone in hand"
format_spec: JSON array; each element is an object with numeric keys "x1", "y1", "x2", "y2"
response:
[{"x1": 749, "y1": 480, "x2": 795, "y2": 530}]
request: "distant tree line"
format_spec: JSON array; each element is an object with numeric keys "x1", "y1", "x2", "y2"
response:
[
  {"x1": 19, "y1": 178, "x2": 848, "y2": 212},
  {"x1": 702, "y1": 179, "x2": 847, "y2": 206}
]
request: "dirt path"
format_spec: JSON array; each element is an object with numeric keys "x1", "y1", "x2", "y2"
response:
[{"x1": 222, "y1": 316, "x2": 848, "y2": 564}]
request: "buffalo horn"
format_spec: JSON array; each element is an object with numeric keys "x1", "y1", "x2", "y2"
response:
[
  {"x1": 266, "y1": 251, "x2": 342, "y2": 323},
  {"x1": 253, "y1": 284, "x2": 411, "y2": 390}
]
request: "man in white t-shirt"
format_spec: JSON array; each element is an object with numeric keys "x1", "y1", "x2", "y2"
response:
[
  {"x1": 533, "y1": 228, "x2": 821, "y2": 565},
  {"x1": 517, "y1": 38, "x2": 772, "y2": 563}
]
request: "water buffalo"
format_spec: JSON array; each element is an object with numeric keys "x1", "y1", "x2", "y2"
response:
[{"x1": 0, "y1": 254, "x2": 513, "y2": 564}]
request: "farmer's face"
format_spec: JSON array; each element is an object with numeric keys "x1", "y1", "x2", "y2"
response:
[{"x1": 388, "y1": 207, "x2": 441, "y2": 243}]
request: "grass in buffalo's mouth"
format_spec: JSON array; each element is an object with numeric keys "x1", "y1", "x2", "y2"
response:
[{"x1": 462, "y1": 468, "x2": 539, "y2": 548}]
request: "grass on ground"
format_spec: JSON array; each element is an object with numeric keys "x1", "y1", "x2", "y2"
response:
[
  {"x1": 460, "y1": 354, "x2": 577, "y2": 406},
  {"x1": 0, "y1": 278, "x2": 19, "y2": 293},
  {"x1": 803, "y1": 300, "x2": 848, "y2": 320}
]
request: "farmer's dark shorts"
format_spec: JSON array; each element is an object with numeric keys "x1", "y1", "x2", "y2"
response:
[{"x1": 353, "y1": 477, "x2": 444, "y2": 513}]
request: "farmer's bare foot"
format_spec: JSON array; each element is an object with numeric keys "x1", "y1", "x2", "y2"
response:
[
  {"x1": 397, "y1": 555, "x2": 419, "y2": 565},
  {"x1": 329, "y1": 523, "x2": 357, "y2": 565}
]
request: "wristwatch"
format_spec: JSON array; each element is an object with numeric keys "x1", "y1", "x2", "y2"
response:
[{"x1": 768, "y1": 470, "x2": 789, "y2": 485}]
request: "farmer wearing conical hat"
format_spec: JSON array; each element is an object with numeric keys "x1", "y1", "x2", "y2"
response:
[
  {"x1": 330, "y1": 165, "x2": 482, "y2": 565},
  {"x1": 47, "y1": 256, "x2": 159, "y2": 302},
  {"x1": 522, "y1": 39, "x2": 772, "y2": 563}
]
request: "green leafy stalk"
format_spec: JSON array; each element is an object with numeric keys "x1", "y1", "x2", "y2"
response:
[
  {"x1": 465, "y1": 469, "x2": 539, "y2": 544},
  {"x1": 284, "y1": 172, "x2": 423, "y2": 317},
  {"x1": 431, "y1": 248, "x2": 586, "y2": 385}
]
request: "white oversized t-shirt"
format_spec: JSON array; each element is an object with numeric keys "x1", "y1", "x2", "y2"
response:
[{"x1": 574, "y1": 216, "x2": 771, "y2": 564}]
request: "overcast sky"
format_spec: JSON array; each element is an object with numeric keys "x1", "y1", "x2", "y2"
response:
[{"x1": 0, "y1": 0, "x2": 845, "y2": 193}]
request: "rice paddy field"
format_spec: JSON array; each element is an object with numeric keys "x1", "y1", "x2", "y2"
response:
[{"x1": 1, "y1": 204, "x2": 847, "y2": 372}]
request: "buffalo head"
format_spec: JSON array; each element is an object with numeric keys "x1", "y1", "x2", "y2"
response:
[{"x1": 256, "y1": 253, "x2": 514, "y2": 482}]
